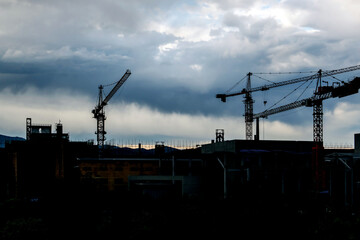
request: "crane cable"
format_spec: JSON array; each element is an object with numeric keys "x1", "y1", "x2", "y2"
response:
[
  {"x1": 100, "y1": 77, "x2": 129, "y2": 101},
  {"x1": 225, "y1": 71, "x2": 317, "y2": 94},
  {"x1": 253, "y1": 70, "x2": 318, "y2": 75},
  {"x1": 102, "y1": 79, "x2": 119, "y2": 88},
  {"x1": 295, "y1": 78, "x2": 315, "y2": 101},
  {"x1": 264, "y1": 79, "x2": 311, "y2": 111},
  {"x1": 95, "y1": 79, "x2": 120, "y2": 104},
  {"x1": 252, "y1": 74, "x2": 276, "y2": 84},
  {"x1": 225, "y1": 75, "x2": 247, "y2": 94},
  {"x1": 329, "y1": 75, "x2": 345, "y2": 83},
  {"x1": 252, "y1": 72, "x2": 313, "y2": 109}
]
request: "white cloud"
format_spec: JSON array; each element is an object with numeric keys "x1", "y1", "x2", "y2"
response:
[
  {"x1": 147, "y1": 21, "x2": 216, "y2": 43},
  {"x1": 190, "y1": 64, "x2": 203, "y2": 71},
  {"x1": 259, "y1": 119, "x2": 312, "y2": 141},
  {"x1": 145, "y1": 2, "x2": 222, "y2": 43},
  {"x1": 0, "y1": 88, "x2": 93, "y2": 136},
  {"x1": 158, "y1": 41, "x2": 179, "y2": 54},
  {"x1": 324, "y1": 101, "x2": 360, "y2": 145}
]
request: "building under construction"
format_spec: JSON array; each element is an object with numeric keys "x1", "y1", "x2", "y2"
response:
[
  {"x1": 1, "y1": 118, "x2": 360, "y2": 239},
  {"x1": 1, "y1": 118, "x2": 360, "y2": 211}
]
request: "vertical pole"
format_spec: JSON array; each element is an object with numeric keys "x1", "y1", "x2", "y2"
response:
[
  {"x1": 13, "y1": 153, "x2": 18, "y2": 199},
  {"x1": 345, "y1": 169, "x2": 347, "y2": 207},
  {"x1": 255, "y1": 117, "x2": 260, "y2": 141},
  {"x1": 351, "y1": 167, "x2": 354, "y2": 208},
  {"x1": 315, "y1": 69, "x2": 322, "y2": 90},
  {"x1": 188, "y1": 158, "x2": 192, "y2": 176},
  {"x1": 172, "y1": 155, "x2": 175, "y2": 184},
  {"x1": 217, "y1": 157, "x2": 227, "y2": 199},
  {"x1": 224, "y1": 155, "x2": 227, "y2": 199},
  {"x1": 281, "y1": 171, "x2": 285, "y2": 194},
  {"x1": 329, "y1": 168, "x2": 332, "y2": 197}
]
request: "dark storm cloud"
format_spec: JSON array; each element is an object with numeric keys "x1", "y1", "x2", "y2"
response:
[{"x1": 122, "y1": 81, "x2": 231, "y2": 116}]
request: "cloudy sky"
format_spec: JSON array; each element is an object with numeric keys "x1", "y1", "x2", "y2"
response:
[{"x1": 1, "y1": 0, "x2": 360, "y2": 147}]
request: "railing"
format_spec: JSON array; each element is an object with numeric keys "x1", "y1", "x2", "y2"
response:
[
  {"x1": 324, "y1": 144, "x2": 354, "y2": 149},
  {"x1": 70, "y1": 138, "x2": 211, "y2": 151}
]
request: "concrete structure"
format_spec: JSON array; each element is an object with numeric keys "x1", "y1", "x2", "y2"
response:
[
  {"x1": 201, "y1": 139, "x2": 314, "y2": 200},
  {"x1": 76, "y1": 155, "x2": 204, "y2": 198},
  {"x1": 128, "y1": 175, "x2": 202, "y2": 199},
  {"x1": 77, "y1": 158, "x2": 160, "y2": 192},
  {"x1": 322, "y1": 134, "x2": 360, "y2": 209},
  {"x1": 4, "y1": 121, "x2": 95, "y2": 199}
]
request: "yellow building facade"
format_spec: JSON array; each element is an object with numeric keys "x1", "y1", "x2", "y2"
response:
[{"x1": 77, "y1": 158, "x2": 160, "y2": 192}]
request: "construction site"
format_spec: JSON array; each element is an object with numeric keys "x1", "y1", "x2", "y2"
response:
[{"x1": 2, "y1": 66, "x2": 360, "y2": 239}]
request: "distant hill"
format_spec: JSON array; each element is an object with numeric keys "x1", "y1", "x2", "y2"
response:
[{"x1": 0, "y1": 134, "x2": 25, "y2": 148}]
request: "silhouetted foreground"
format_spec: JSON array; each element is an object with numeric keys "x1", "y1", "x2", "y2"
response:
[
  {"x1": 2, "y1": 126, "x2": 360, "y2": 239},
  {"x1": 1, "y1": 191, "x2": 360, "y2": 240}
]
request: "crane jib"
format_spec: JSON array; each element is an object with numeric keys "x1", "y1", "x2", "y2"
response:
[
  {"x1": 253, "y1": 76, "x2": 360, "y2": 119},
  {"x1": 217, "y1": 64, "x2": 360, "y2": 99},
  {"x1": 103, "y1": 69, "x2": 131, "y2": 105}
]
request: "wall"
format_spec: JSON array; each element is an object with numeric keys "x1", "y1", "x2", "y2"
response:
[{"x1": 78, "y1": 158, "x2": 159, "y2": 192}]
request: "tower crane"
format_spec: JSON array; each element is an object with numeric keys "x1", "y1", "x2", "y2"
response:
[
  {"x1": 92, "y1": 69, "x2": 131, "y2": 148},
  {"x1": 216, "y1": 64, "x2": 360, "y2": 140},
  {"x1": 253, "y1": 76, "x2": 360, "y2": 142}
]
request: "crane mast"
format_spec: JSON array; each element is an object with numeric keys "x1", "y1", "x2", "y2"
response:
[
  {"x1": 92, "y1": 69, "x2": 131, "y2": 148},
  {"x1": 244, "y1": 73, "x2": 254, "y2": 140},
  {"x1": 95, "y1": 85, "x2": 106, "y2": 148}
]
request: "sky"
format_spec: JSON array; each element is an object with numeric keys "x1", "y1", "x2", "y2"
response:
[{"x1": 1, "y1": 0, "x2": 360, "y2": 147}]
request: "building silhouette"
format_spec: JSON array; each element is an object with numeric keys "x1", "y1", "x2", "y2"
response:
[{"x1": 1, "y1": 119, "x2": 360, "y2": 213}]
